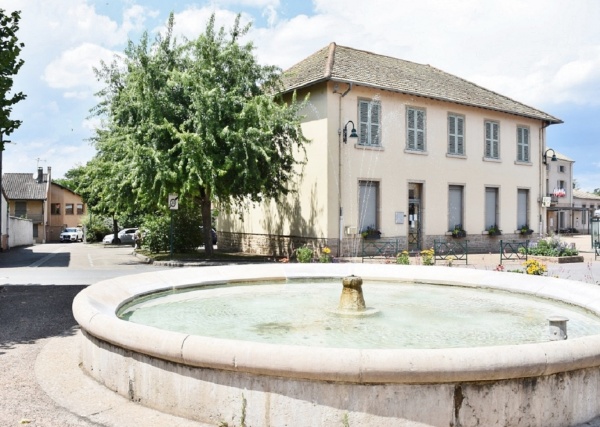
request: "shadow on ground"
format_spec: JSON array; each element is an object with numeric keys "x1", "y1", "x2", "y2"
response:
[{"x1": 0, "y1": 285, "x2": 86, "y2": 355}]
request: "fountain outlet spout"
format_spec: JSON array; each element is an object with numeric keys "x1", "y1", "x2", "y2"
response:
[{"x1": 339, "y1": 275, "x2": 367, "y2": 311}]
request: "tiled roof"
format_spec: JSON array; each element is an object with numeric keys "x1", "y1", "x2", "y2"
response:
[
  {"x1": 573, "y1": 190, "x2": 600, "y2": 201},
  {"x1": 281, "y1": 43, "x2": 562, "y2": 124},
  {"x1": 2, "y1": 173, "x2": 48, "y2": 200}
]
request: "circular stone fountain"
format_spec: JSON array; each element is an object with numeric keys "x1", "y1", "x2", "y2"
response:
[{"x1": 73, "y1": 264, "x2": 600, "y2": 427}]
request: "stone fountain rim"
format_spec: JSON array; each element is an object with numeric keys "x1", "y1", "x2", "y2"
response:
[{"x1": 73, "y1": 263, "x2": 600, "y2": 384}]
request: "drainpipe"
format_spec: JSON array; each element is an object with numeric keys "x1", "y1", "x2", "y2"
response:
[
  {"x1": 539, "y1": 121, "x2": 551, "y2": 237},
  {"x1": 334, "y1": 82, "x2": 352, "y2": 257}
]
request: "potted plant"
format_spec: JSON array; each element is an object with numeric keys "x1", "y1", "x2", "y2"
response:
[
  {"x1": 361, "y1": 225, "x2": 381, "y2": 239},
  {"x1": 487, "y1": 225, "x2": 502, "y2": 236},
  {"x1": 451, "y1": 225, "x2": 466, "y2": 238},
  {"x1": 519, "y1": 225, "x2": 533, "y2": 235}
]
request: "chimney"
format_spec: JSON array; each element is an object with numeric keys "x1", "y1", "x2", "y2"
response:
[
  {"x1": 47, "y1": 166, "x2": 51, "y2": 182},
  {"x1": 37, "y1": 167, "x2": 43, "y2": 183}
]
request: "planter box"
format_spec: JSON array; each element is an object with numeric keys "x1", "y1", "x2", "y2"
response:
[{"x1": 530, "y1": 255, "x2": 584, "y2": 264}]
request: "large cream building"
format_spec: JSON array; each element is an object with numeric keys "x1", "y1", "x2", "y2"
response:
[{"x1": 219, "y1": 43, "x2": 562, "y2": 256}]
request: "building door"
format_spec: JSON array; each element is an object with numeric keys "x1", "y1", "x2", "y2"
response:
[{"x1": 408, "y1": 183, "x2": 422, "y2": 252}]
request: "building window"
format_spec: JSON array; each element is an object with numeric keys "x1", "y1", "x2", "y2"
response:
[
  {"x1": 406, "y1": 107, "x2": 426, "y2": 151},
  {"x1": 517, "y1": 189, "x2": 529, "y2": 228},
  {"x1": 65, "y1": 203, "x2": 74, "y2": 215},
  {"x1": 484, "y1": 121, "x2": 500, "y2": 159},
  {"x1": 559, "y1": 165, "x2": 565, "y2": 173},
  {"x1": 485, "y1": 187, "x2": 499, "y2": 229},
  {"x1": 583, "y1": 205, "x2": 587, "y2": 225},
  {"x1": 51, "y1": 203, "x2": 61, "y2": 215},
  {"x1": 77, "y1": 203, "x2": 84, "y2": 215},
  {"x1": 447, "y1": 114, "x2": 464, "y2": 155},
  {"x1": 517, "y1": 126, "x2": 529, "y2": 162},
  {"x1": 15, "y1": 201, "x2": 27, "y2": 217},
  {"x1": 448, "y1": 185, "x2": 464, "y2": 230},
  {"x1": 358, "y1": 99, "x2": 381, "y2": 146},
  {"x1": 358, "y1": 180, "x2": 379, "y2": 232}
]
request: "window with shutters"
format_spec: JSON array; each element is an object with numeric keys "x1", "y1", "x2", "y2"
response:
[
  {"x1": 448, "y1": 114, "x2": 464, "y2": 155},
  {"x1": 484, "y1": 120, "x2": 500, "y2": 159},
  {"x1": 517, "y1": 126, "x2": 529, "y2": 162},
  {"x1": 517, "y1": 189, "x2": 529, "y2": 228},
  {"x1": 448, "y1": 185, "x2": 464, "y2": 230},
  {"x1": 406, "y1": 107, "x2": 426, "y2": 151},
  {"x1": 358, "y1": 99, "x2": 381, "y2": 146},
  {"x1": 358, "y1": 180, "x2": 379, "y2": 232},
  {"x1": 485, "y1": 187, "x2": 499, "y2": 229}
]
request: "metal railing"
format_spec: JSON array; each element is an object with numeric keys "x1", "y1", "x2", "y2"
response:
[
  {"x1": 500, "y1": 240, "x2": 529, "y2": 265},
  {"x1": 361, "y1": 238, "x2": 400, "y2": 260},
  {"x1": 433, "y1": 240, "x2": 468, "y2": 264}
]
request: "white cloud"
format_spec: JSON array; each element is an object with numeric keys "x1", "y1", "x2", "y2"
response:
[{"x1": 42, "y1": 43, "x2": 118, "y2": 95}]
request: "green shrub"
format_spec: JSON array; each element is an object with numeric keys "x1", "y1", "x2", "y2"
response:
[
  {"x1": 296, "y1": 246, "x2": 313, "y2": 263},
  {"x1": 80, "y1": 215, "x2": 111, "y2": 243},
  {"x1": 527, "y1": 236, "x2": 578, "y2": 257},
  {"x1": 141, "y1": 205, "x2": 204, "y2": 253}
]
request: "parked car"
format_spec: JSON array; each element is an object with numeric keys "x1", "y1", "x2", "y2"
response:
[
  {"x1": 102, "y1": 228, "x2": 138, "y2": 245},
  {"x1": 60, "y1": 227, "x2": 83, "y2": 242}
]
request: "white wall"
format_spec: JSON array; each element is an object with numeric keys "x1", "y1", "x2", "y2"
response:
[{"x1": 9, "y1": 216, "x2": 34, "y2": 248}]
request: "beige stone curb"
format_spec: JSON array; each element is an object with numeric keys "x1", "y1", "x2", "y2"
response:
[{"x1": 35, "y1": 331, "x2": 211, "y2": 427}]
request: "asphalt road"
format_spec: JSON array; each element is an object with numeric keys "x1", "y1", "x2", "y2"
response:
[{"x1": 0, "y1": 243, "x2": 170, "y2": 426}]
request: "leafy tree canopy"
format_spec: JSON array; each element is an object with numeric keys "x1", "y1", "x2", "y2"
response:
[
  {"x1": 0, "y1": 8, "x2": 26, "y2": 147},
  {"x1": 85, "y1": 13, "x2": 308, "y2": 253}
]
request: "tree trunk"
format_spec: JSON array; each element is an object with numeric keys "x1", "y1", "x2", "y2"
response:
[
  {"x1": 112, "y1": 217, "x2": 119, "y2": 244},
  {"x1": 201, "y1": 191, "x2": 213, "y2": 256}
]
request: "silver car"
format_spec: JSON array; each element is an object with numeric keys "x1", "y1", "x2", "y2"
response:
[{"x1": 102, "y1": 228, "x2": 138, "y2": 245}]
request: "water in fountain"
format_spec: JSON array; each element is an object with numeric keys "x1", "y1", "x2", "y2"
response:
[{"x1": 118, "y1": 278, "x2": 600, "y2": 349}]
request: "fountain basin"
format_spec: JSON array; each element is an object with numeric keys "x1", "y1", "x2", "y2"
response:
[{"x1": 73, "y1": 264, "x2": 600, "y2": 426}]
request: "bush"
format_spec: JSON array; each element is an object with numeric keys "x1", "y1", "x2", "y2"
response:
[
  {"x1": 396, "y1": 251, "x2": 410, "y2": 265},
  {"x1": 140, "y1": 205, "x2": 204, "y2": 253},
  {"x1": 420, "y1": 248, "x2": 435, "y2": 266},
  {"x1": 80, "y1": 215, "x2": 111, "y2": 243},
  {"x1": 527, "y1": 236, "x2": 578, "y2": 257},
  {"x1": 296, "y1": 246, "x2": 313, "y2": 263}
]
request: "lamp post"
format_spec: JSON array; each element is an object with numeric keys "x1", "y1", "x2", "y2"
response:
[
  {"x1": 343, "y1": 120, "x2": 358, "y2": 144},
  {"x1": 337, "y1": 120, "x2": 359, "y2": 257},
  {"x1": 543, "y1": 148, "x2": 558, "y2": 164}
]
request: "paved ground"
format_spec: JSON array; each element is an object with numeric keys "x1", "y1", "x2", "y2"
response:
[{"x1": 1, "y1": 236, "x2": 600, "y2": 426}]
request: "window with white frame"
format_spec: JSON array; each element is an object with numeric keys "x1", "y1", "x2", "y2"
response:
[
  {"x1": 358, "y1": 180, "x2": 379, "y2": 232},
  {"x1": 517, "y1": 189, "x2": 529, "y2": 228},
  {"x1": 484, "y1": 121, "x2": 500, "y2": 159},
  {"x1": 358, "y1": 99, "x2": 381, "y2": 146},
  {"x1": 517, "y1": 126, "x2": 529, "y2": 162},
  {"x1": 406, "y1": 107, "x2": 426, "y2": 151},
  {"x1": 448, "y1": 114, "x2": 464, "y2": 155},
  {"x1": 448, "y1": 185, "x2": 464, "y2": 230},
  {"x1": 485, "y1": 187, "x2": 499, "y2": 229}
]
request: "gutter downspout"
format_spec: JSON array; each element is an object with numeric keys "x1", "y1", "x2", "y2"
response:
[
  {"x1": 539, "y1": 120, "x2": 551, "y2": 237},
  {"x1": 334, "y1": 82, "x2": 352, "y2": 257}
]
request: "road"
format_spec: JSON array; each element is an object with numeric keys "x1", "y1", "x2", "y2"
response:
[
  {"x1": 0, "y1": 242, "x2": 165, "y2": 285},
  {"x1": 0, "y1": 243, "x2": 176, "y2": 426}
]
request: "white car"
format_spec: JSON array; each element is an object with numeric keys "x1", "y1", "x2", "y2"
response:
[
  {"x1": 60, "y1": 227, "x2": 83, "y2": 242},
  {"x1": 103, "y1": 228, "x2": 138, "y2": 245}
]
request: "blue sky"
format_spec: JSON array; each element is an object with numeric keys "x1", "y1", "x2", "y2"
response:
[{"x1": 1, "y1": 0, "x2": 600, "y2": 192}]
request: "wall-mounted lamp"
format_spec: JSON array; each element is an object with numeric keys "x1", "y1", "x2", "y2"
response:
[
  {"x1": 343, "y1": 120, "x2": 358, "y2": 144},
  {"x1": 543, "y1": 148, "x2": 557, "y2": 165}
]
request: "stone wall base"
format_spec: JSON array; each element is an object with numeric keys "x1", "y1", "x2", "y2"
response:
[{"x1": 218, "y1": 232, "x2": 536, "y2": 257}]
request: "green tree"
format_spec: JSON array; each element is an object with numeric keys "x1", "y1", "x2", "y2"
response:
[
  {"x1": 90, "y1": 14, "x2": 308, "y2": 255},
  {"x1": 0, "y1": 8, "x2": 26, "y2": 147},
  {"x1": 594, "y1": 188, "x2": 600, "y2": 196},
  {"x1": 0, "y1": 8, "x2": 26, "y2": 246}
]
